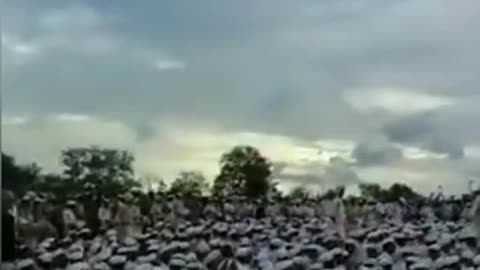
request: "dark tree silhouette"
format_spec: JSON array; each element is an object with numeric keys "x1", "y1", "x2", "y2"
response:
[
  {"x1": 386, "y1": 183, "x2": 420, "y2": 201},
  {"x1": 60, "y1": 146, "x2": 139, "y2": 196},
  {"x1": 289, "y1": 186, "x2": 311, "y2": 200},
  {"x1": 358, "y1": 183, "x2": 385, "y2": 201},
  {"x1": 212, "y1": 146, "x2": 272, "y2": 198},
  {"x1": 169, "y1": 171, "x2": 209, "y2": 197},
  {"x1": 358, "y1": 182, "x2": 421, "y2": 202},
  {"x1": 141, "y1": 174, "x2": 167, "y2": 194},
  {"x1": 2, "y1": 153, "x2": 41, "y2": 195}
]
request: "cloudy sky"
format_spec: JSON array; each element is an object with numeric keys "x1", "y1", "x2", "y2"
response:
[{"x1": 2, "y1": 0, "x2": 480, "y2": 194}]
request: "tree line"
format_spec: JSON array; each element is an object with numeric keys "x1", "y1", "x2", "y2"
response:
[{"x1": 2, "y1": 145, "x2": 421, "y2": 202}]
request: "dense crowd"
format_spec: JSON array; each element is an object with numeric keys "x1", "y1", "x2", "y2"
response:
[{"x1": 3, "y1": 188, "x2": 480, "y2": 270}]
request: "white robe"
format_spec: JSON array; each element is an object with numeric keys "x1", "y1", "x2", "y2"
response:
[
  {"x1": 63, "y1": 209, "x2": 77, "y2": 228},
  {"x1": 470, "y1": 196, "x2": 480, "y2": 237},
  {"x1": 98, "y1": 206, "x2": 112, "y2": 228},
  {"x1": 323, "y1": 199, "x2": 336, "y2": 219},
  {"x1": 224, "y1": 203, "x2": 235, "y2": 218},
  {"x1": 334, "y1": 198, "x2": 346, "y2": 239},
  {"x1": 129, "y1": 205, "x2": 142, "y2": 237}
]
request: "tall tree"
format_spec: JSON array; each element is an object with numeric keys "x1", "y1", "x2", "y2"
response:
[
  {"x1": 386, "y1": 183, "x2": 420, "y2": 201},
  {"x1": 142, "y1": 174, "x2": 167, "y2": 194},
  {"x1": 358, "y1": 182, "x2": 420, "y2": 202},
  {"x1": 60, "y1": 146, "x2": 138, "y2": 196},
  {"x1": 169, "y1": 171, "x2": 208, "y2": 197},
  {"x1": 358, "y1": 183, "x2": 386, "y2": 201},
  {"x1": 289, "y1": 186, "x2": 311, "y2": 200},
  {"x1": 2, "y1": 153, "x2": 40, "y2": 195},
  {"x1": 30, "y1": 173, "x2": 70, "y2": 196},
  {"x1": 212, "y1": 146, "x2": 272, "y2": 198}
]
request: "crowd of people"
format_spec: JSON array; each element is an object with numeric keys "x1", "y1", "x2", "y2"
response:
[{"x1": 3, "y1": 187, "x2": 480, "y2": 270}]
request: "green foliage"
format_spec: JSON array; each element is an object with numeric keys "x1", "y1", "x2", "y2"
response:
[
  {"x1": 358, "y1": 182, "x2": 421, "y2": 202},
  {"x1": 170, "y1": 171, "x2": 208, "y2": 197},
  {"x1": 212, "y1": 146, "x2": 272, "y2": 198},
  {"x1": 268, "y1": 181, "x2": 282, "y2": 200},
  {"x1": 2, "y1": 153, "x2": 41, "y2": 195},
  {"x1": 142, "y1": 174, "x2": 167, "y2": 194},
  {"x1": 60, "y1": 146, "x2": 137, "y2": 197},
  {"x1": 289, "y1": 186, "x2": 311, "y2": 200},
  {"x1": 387, "y1": 183, "x2": 419, "y2": 201},
  {"x1": 4, "y1": 145, "x2": 423, "y2": 204},
  {"x1": 358, "y1": 183, "x2": 385, "y2": 200}
]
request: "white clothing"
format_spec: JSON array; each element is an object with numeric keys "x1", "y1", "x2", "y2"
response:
[{"x1": 63, "y1": 209, "x2": 77, "y2": 227}]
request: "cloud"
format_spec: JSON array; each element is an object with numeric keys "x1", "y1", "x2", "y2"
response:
[
  {"x1": 2, "y1": 0, "x2": 480, "y2": 194},
  {"x1": 426, "y1": 134, "x2": 465, "y2": 160},
  {"x1": 1, "y1": 115, "x2": 137, "y2": 175},
  {"x1": 382, "y1": 110, "x2": 465, "y2": 159},
  {"x1": 2, "y1": 4, "x2": 118, "y2": 60},
  {"x1": 352, "y1": 134, "x2": 403, "y2": 165},
  {"x1": 2, "y1": 2, "x2": 183, "y2": 72},
  {"x1": 277, "y1": 156, "x2": 361, "y2": 192},
  {"x1": 154, "y1": 59, "x2": 186, "y2": 71},
  {"x1": 50, "y1": 113, "x2": 91, "y2": 122},
  {"x1": 1, "y1": 115, "x2": 341, "y2": 187},
  {"x1": 324, "y1": 157, "x2": 361, "y2": 186},
  {"x1": 383, "y1": 112, "x2": 434, "y2": 143},
  {"x1": 3, "y1": 114, "x2": 478, "y2": 195},
  {"x1": 343, "y1": 87, "x2": 456, "y2": 115},
  {"x1": 356, "y1": 157, "x2": 475, "y2": 195},
  {"x1": 37, "y1": 4, "x2": 104, "y2": 32},
  {"x1": 1, "y1": 33, "x2": 42, "y2": 67},
  {"x1": 1, "y1": 34, "x2": 40, "y2": 56},
  {"x1": 1, "y1": 116, "x2": 30, "y2": 125}
]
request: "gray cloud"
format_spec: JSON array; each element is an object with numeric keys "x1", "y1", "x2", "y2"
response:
[
  {"x1": 271, "y1": 162, "x2": 289, "y2": 178},
  {"x1": 2, "y1": 0, "x2": 480, "y2": 192},
  {"x1": 383, "y1": 112, "x2": 434, "y2": 143},
  {"x1": 382, "y1": 108, "x2": 466, "y2": 159},
  {"x1": 352, "y1": 134, "x2": 403, "y2": 165},
  {"x1": 427, "y1": 135, "x2": 465, "y2": 160},
  {"x1": 278, "y1": 157, "x2": 361, "y2": 189},
  {"x1": 3, "y1": 0, "x2": 479, "y2": 141}
]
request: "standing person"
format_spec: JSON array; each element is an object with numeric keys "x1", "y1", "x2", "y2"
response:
[
  {"x1": 470, "y1": 190, "x2": 480, "y2": 238},
  {"x1": 255, "y1": 199, "x2": 266, "y2": 219},
  {"x1": 128, "y1": 197, "x2": 142, "y2": 237},
  {"x1": 84, "y1": 195, "x2": 100, "y2": 235},
  {"x1": 2, "y1": 189, "x2": 17, "y2": 263},
  {"x1": 150, "y1": 196, "x2": 163, "y2": 224},
  {"x1": 98, "y1": 197, "x2": 112, "y2": 231},
  {"x1": 114, "y1": 194, "x2": 131, "y2": 242},
  {"x1": 334, "y1": 187, "x2": 346, "y2": 239},
  {"x1": 17, "y1": 196, "x2": 34, "y2": 224},
  {"x1": 63, "y1": 200, "x2": 77, "y2": 237}
]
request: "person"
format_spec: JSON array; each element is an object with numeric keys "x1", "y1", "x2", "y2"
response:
[
  {"x1": 255, "y1": 199, "x2": 266, "y2": 219},
  {"x1": 2, "y1": 189, "x2": 17, "y2": 263},
  {"x1": 98, "y1": 197, "x2": 112, "y2": 231},
  {"x1": 334, "y1": 189, "x2": 346, "y2": 239},
  {"x1": 470, "y1": 190, "x2": 480, "y2": 238},
  {"x1": 114, "y1": 194, "x2": 131, "y2": 242},
  {"x1": 63, "y1": 200, "x2": 77, "y2": 237},
  {"x1": 128, "y1": 197, "x2": 142, "y2": 237}
]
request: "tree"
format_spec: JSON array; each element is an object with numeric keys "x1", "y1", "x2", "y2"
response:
[
  {"x1": 60, "y1": 146, "x2": 137, "y2": 196},
  {"x1": 358, "y1": 183, "x2": 386, "y2": 201},
  {"x1": 141, "y1": 174, "x2": 167, "y2": 194},
  {"x1": 169, "y1": 171, "x2": 209, "y2": 197},
  {"x1": 2, "y1": 153, "x2": 41, "y2": 195},
  {"x1": 386, "y1": 183, "x2": 420, "y2": 201},
  {"x1": 289, "y1": 186, "x2": 311, "y2": 200},
  {"x1": 267, "y1": 180, "x2": 282, "y2": 200},
  {"x1": 212, "y1": 146, "x2": 272, "y2": 198},
  {"x1": 30, "y1": 174, "x2": 71, "y2": 198},
  {"x1": 358, "y1": 182, "x2": 421, "y2": 202}
]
